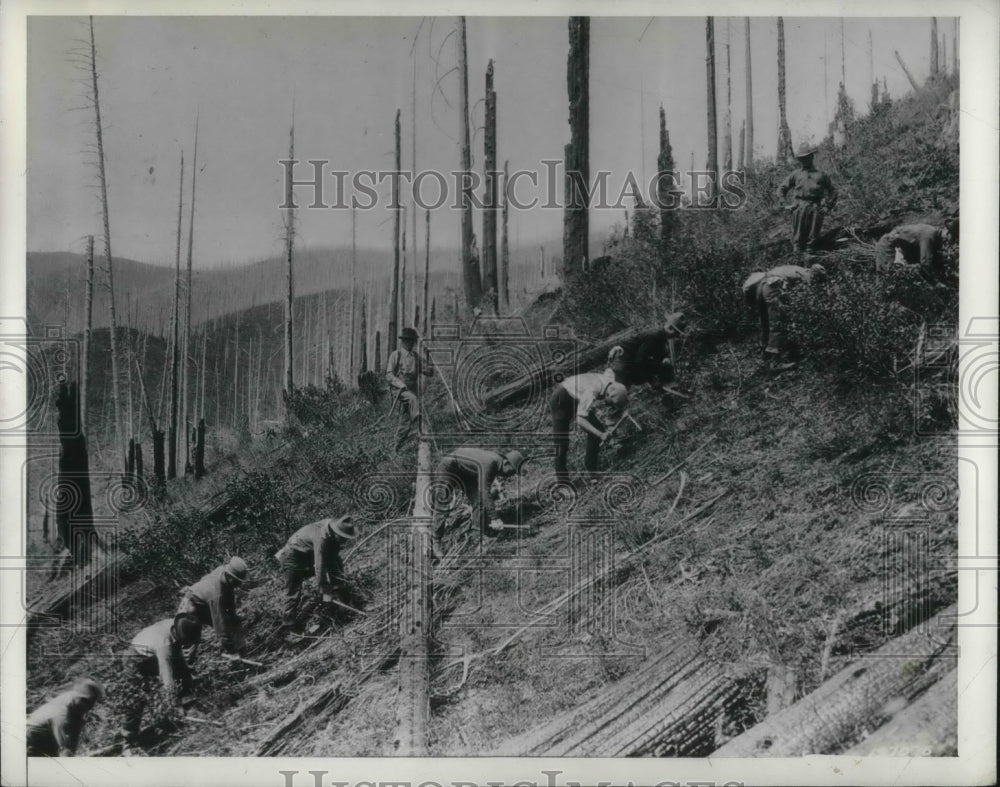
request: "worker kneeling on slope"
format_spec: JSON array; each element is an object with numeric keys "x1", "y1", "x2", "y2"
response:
[
  {"x1": 27, "y1": 677, "x2": 104, "y2": 757},
  {"x1": 549, "y1": 371, "x2": 628, "y2": 482},
  {"x1": 275, "y1": 515, "x2": 357, "y2": 629},
  {"x1": 433, "y1": 447, "x2": 526, "y2": 546},
  {"x1": 120, "y1": 616, "x2": 202, "y2": 747},
  {"x1": 176, "y1": 556, "x2": 250, "y2": 656},
  {"x1": 744, "y1": 263, "x2": 826, "y2": 372}
]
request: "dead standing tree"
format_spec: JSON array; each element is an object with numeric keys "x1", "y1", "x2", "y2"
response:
[
  {"x1": 705, "y1": 17, "x2": 719, "y2": 206},
  {"x1": 182, "y1": 113, "x2": 199, "y2": 475},
  {"x1": 81, "y1": 235, "x2": 94, "y2": 435},
  {"x1": 89, "y1": 17, "x2": 125, "y2": 472},
  {"x1": 500, "y1": 160, "x2": 510, "y2": 313},
  {"x1": 388, "y1": 110, "x2": 402, "y2": 354},
  {"x1": 744, "y1": 17, "x2": 755, "y2": 170},
  {"x1": 457, "y1": 17, "x2": 483, "y2": 312},
  {"x1": 482, "y1": 60, "x2": 499, "y2": 314},
  {"x1": 564, "y1": 16, "x2": 590, "y2": 281},
  {"x1": 776, "y1": 17, "x2": 793, "y2": 161},
  {"x1": 168, "y1": 152, "x2": 184, "y2": 480},
  {"x1": 657, "y1": 106, "x2": 676, "y2": 257},
  {"x1": 930, "y1": 18, "x2": 939, "y2": 77},
  {"x1": 284, "y1": 112, "x2": 296, "y2": 403},
  {"x1": 722, "y1": 19, "x2": 733, "y2": 172}
]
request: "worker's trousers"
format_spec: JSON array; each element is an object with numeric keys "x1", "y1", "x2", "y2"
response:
[
  {"x1": 393, "y1": 389, "x2": 421, "y2": 451},
  {"x1": 790, "y1": 201, "x2": 824, "y2": 250},
  {"x1": 550, "y1": 384, "x2": 603, "y2": 482}
]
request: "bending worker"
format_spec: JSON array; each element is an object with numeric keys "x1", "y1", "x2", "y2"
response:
[
  {"x1": 433, "y1": 447, "x2": 526, "y2": 542},
  {"x1": 27, "y1": 677, "x2": 104, "y2": 757},
  {"x1": 608, "y1": 312, "x2": 686, "y2": 390},
  {"x1": 777, "y1": 142, "x2": 835, "y2": 255},
  {"x1": 744, "y1": 263, "x2": 826, "y2": 372},
  {"x1": 874, "y1": 223, "x2": 951, "y2": 280},
  {"x1": 121, "y1": 616, "x2": 202, "y2": 745},
  {"x1": 549, "y1": 371, "x2": 629, "y2": 481},
  {"x1": 275, "y1": 516, "x2": 357, "y2": 628},
  {"x1": 386, "y1": 326, "x2": 434, "y2": 452},
  {"x1": 176, "y1": 557, "x2": 250, "y2": 655}
]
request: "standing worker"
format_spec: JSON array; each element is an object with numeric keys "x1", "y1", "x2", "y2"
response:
[
  {"x1": 120, "y1": 616, "x2": 202, "y2": 747},
  {"x1": 274, "y1": 516, "x2": 357, "y2": 629},
  {"x1": 549, "y1": 371, "x2": 629, "y2": 481},
  {"x1": 777, "y1": 142, "x2": 835, "y2": 255},
  {"x1": 386, "y1": 327, "x2": 434, "y2": 452},
  {"x1": 26, "y1": 677, "x2": 104, "y2": 757},
  {"x1": 175, "y1": 557, "x2": 250, "y2": 656},
  {"x1": 433, "y1": 447, "x2": 526, "y2": 543},
  {"x1": 744, "y1": 263, "x2": 827, "y2": 371}
]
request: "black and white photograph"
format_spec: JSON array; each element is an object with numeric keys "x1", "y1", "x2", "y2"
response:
[{"x1": 1, "y1": 3, "x2": 996, "y2": 786}]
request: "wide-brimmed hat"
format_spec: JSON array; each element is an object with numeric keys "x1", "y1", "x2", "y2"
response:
[
  {"x1": 399, "y1": 327, "x2": 419, "y2": 341},
  {"x1": 224, "y1": 556, "x2": 249, "y2": 584},
  {"x1": 504, "y1": 450, "x2": 526, "y2": 473},
  {"x1": 794, "y1": 142, "x2": 818, "y2": 159},
  {"x1": 327, "y1": 516, "x2": 358, "y2": 540}
]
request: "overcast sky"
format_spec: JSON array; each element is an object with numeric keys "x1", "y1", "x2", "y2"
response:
[{"x1": 27, "y1": 15, "x2": 950, "y2": 268}]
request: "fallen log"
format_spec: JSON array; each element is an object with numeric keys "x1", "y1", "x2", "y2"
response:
[
  {"x1": 482, "y1": 326, "x2": 661, "y2": 411},
  {"x1": 492, "y1": 639, "x2": 760, "y2": 756},
  {"x1": 26, "y1": 560, "x2": 117, "y2": 631},
  {"x1": 845, "y1": 667, "x2": 957, "y2": 756},
  {"x1": 711, "y1": 604, "x2": 957, "y2": 756}
]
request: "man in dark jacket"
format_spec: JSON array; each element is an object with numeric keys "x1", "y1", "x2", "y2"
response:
[
  {"x1": 607, "y1": 313, "x2": 686, "y2": 390},
  {"x1": 175, "y1": 557, "x2": 249, "y2": 655},
  {"x1": 274, "y1": 516, "x2": 357, "y2": 626},
  {"x1": 433, "y1": 447, "x2": 526, "y2": 541},
  {"x1": 27, "y1": 678, "x2": 104, "y2": 756}
]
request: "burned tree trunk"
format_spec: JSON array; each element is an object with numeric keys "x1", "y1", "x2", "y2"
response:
[
  {"x1": 81, "y1": 235, "x2": 94, "y2": 436},
  {"x1": 457, "y1": 17, "x2": 483, "y2": 312},
  {"x1": 776, "y1": 17, "x2": 793, "y2": 160},
  {"x1": 705, "y1": 17, "x2": 719, "y2": 205},
  {"x1": 183, "y1": 114, "x2": 199, "y2": 476},
  {"x1": 168, "y1": 152, "x2": 184, "y2": 480},
  {"x1": 930, "y1": 18, "x2": 939, "y2": 77},
  {"x1": 500, "y1": 161, "x2": 510, "y2": 313},
  {"x1": 744, "y1": 17, "x2": 754, "y2": 170},
  {"x1": 284, "y1": 116, "x2": 296, "y2": 399},
  {"x1": 563, "y1": 16, "x2": 590, "y2": 281},
  {"x1": 422, "y1": 210, "x2": 431, "y2": 335},
  {"x1": 657, "y1": 105, "x2": 676, "y2": 256},
  {"x1": 89, "y1": 17, "x2": 125, "y2": 472},
  {"x1": 56, "y1": 382, "x2": 96, "y2": 564},
  {"x1": 388, "y1": 110, "x2": 402, "y2": 354},
  {"x1": 194, "y1": 418, "x2": 206, "y2": 479},
  {"x1": 722, "y1": 21, "x2": 733, "y2": 172},
  {"x1": 482, "y1": 60, "x2": 499, "y2": 314}
]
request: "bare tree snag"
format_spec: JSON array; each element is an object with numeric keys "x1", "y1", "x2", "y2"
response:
[
  {"x1": 183, "y1": 113, "x2": 199, "y2": 475},
  {"x1": 744, "y1": 17, "x2": 754, "y2": 170},
  {"x1": 168, "y1": 152, "x2": 184, "y2": 480},
  {"x1": 705, "y1": 18, "x2": 719, "y2": 205},
  {"x1": 500, "y1": 160, "x2": 510, "y2": 313},
  {"x1": 657, "y1": 105, "x2": 676, "y2": 256},
  {"x1": 422, "y1": 209, "x2": 431, "y2": 335},
  {"x1": 776, "y1": 17, "x2": 793, "y2": 160},
  {"x1": 482, "y1": 60, "x2": 499, "y2": 314},
  {"x1": 56, "y1": 382, "x2": 96, "y2": 564},
  {"x1": 349, "y1": 205, "x2": 358, "y2": 381},
  {"x1": 194, "y1": 418, "x2": 206, "y2": 479},
  {"x1": 894, "y1": 50, "x2": 920, "y2": 93},
  {"x1": 81, "y1": 235, "x2": 94, "y2": 436},
  {"x1": 563, "y1": 17, "x2": 590, "y2": 281},
  {"x1": 284, "y1": 114, "x2": 296, "y2": 399},
  {"x1": 723, "y1": 20, "x2": 733, "y2": 172},
  {"x1": 388, "y1": 110, "x2": 402, "y2": 354},
  {"x1": 738, "y1": 120, "x2": 745, "y2": 170},
  {"x1": 89, "y1": 17, "x2": 125, "y2": 471},
  {"x1": 457, "y1": 17, "x2": 483, "y2": 312},
  {"x1": 930, "y1": 18, "x2": 939, "y2": 76}
]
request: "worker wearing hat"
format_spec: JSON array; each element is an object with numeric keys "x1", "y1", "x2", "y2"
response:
[
  {"x1": 607, "y1": 312, "x2": 687, "y2": 391},
  {"x1": 175, "y1": 557, "x2": 250, "y2": 655},
  {"x1": 120, "y1": 616, "x2": 202, "y2": 745},
  {"x1": 550, "y1": 371, "x2": 629, "y2": 481},
  {"x1": 433, "y1": 447, "x2": 526, "y2": 542},
  {"x1": 386, "y1": 326, "x2": 434, "y2": 452},
  {"x1": 274, "y1": 516, "x2": 357, "y2": 627},
  {"x1": 777, "y1": 141, "x2": 835, "y2": 254},
  {"x1": 750, "y1": 263, "x2": 827, "y2": 372},
  {"x1": 27, "y1": 677, "x2": 104, "y2": 757}
]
